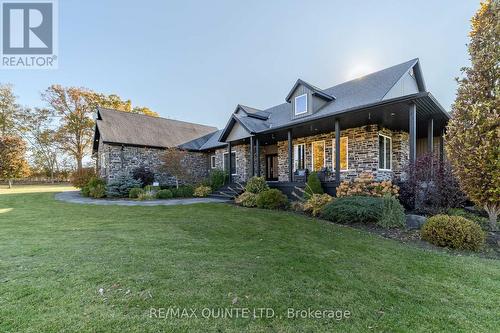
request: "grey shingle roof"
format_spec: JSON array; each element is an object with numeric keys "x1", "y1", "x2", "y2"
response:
[
  {"x1": 231, "y1": 58, "x2": 420, "y2": 134},
  {"x1": 96, "y1": 108, "x2": 217, "y2": 148}
]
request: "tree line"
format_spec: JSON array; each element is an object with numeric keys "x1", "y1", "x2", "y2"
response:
[{"x1": 0, "y1": 84, "x2": 158, "y2": 187}]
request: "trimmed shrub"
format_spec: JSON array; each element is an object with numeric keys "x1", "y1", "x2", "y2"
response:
[
  {"x1": 81, "y1": 177, "x2": 106, "y2": 198},
  {"x1": 209, "y1": 169, "x2": 228, "y2": 190},
  {"x1": 336, "y1": 172, "x2": 399, "y2": 198},
  {"x1": 106, "y1": 175, "x2": 142, "y2": 198},
  {"x1": 447, "y1": 208, "x2": 490, "y2": 230},
  {"x1": 194, "y1": 185, "x2": 212, "y2": 197},
  {"x1": 138, "y1": 191, "x2": 156, "y2": 201},
  {"x1": 378, "y1": 195, "x2": 406, "y2": 228},
  {"x1": 421, "y1": 215, "x2": 485, "y2": 251},
  {"x1": 303, "y1": 194, "x2": 333, "y2": 217},
  {"x1": 88, "y1": 180, "x2": 106, "y2": 199},
  {"x1": 71, "y1": 168, "x2": 96, "y2": 189},
  {"x1": 304, "y1": 172, "x2": 323, "y2": 199},
  {"x1": 132, "y1": 166, "x2": 155, "y2": 186},
  {"x1": 256, "y1": 189, "x2": 289, "y2": 210},
  {"x1": 129, "y1": 187, "x2": 144, "y2": 199},
  {"x1": 172, "y1": 185, "x2": 195, "y2": 198},
  {"x1": 144, "y1": 185, "x2": 160, "y2": 193},
  {"x1": 156, "y1": 189, "x2": 173, "y2": 199},
  {"x1": 321, "y1": 196, "x2": 383, "y2": 224},
  {"x1": 235, "y1": 192, "x2": 258, "y2": 207},
  {"x1": 245, "y1": 176, "x2": 269, "y2": 194}
]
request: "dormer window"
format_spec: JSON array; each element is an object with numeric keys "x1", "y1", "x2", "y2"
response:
[{"x1": 294, "y1": 94, "x2": 308, "y2": 115}]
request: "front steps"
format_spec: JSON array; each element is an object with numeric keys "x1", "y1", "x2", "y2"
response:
[{"x1": 209, "y1": 182, "x2": 245, "y2": 200}]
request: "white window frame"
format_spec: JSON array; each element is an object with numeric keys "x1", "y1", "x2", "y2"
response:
[
  {"x1": 294, "y1": 93, "x2": 308, "y2": 115},
  {"x1": 378, "y1": 134, "x2": 393, "y2": 171},
  {"x1": 332, "y1": 137, "x2": 349, "y2": 171},
  {"x1": 223, "y1": 152, "x2": 237, "y2": 176},
  {"x1": 210, "y1": 155, "x2": 216, "y2": 169},
  {"x1": 311, "y1": 140, "x2": 326, "y2": 171},
  {"x1": 293, "y1": 143, "x2": 305, "y2": 171}
]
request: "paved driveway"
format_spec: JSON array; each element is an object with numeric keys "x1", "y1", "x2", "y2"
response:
[{"x1": 55, "y1": 191, "x2": 230, "y2": 206}]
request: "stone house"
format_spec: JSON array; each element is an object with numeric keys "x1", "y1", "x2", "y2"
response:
[{"x1": 93, "y1": 58, "x2": 450, "y2": 193}]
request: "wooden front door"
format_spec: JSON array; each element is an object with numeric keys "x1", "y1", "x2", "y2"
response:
[{"x1": 265, "y1": 154, "x2": 278, "y2": 181}]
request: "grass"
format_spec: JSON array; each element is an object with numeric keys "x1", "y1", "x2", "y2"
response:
[{"x1": 0, "y1": 186, "x2": 498, "y2": 332}]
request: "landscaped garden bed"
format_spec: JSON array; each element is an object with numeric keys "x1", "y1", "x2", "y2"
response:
[{"x1": 234, "y1": 171, "x2": 499, "y2": 258}]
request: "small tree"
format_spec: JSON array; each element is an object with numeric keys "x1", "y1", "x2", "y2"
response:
[
  {"x1": 304, "y1": 172, "x2": 323, "y2": 199},
  {"x1": 162, "y1": 148, "x2": 193, "y2": 188},
  {"x1": 0, "y1": 136, "x2": 30, "y2": 188},
  {"x1": 446, "y1": 0, "x2": 499, "y2": 230}
]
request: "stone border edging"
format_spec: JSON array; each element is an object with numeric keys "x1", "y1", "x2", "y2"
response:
[{"x1": 55, "y1": 191, "x2": 229, "y2": 206}]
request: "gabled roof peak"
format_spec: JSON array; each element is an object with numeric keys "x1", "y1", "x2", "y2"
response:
[{"x1": 285, "y1": 79, "x2": 336, "y2": 103}]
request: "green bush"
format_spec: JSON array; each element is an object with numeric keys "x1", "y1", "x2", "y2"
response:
[
  {"x1": 71, "y1": 168, "x2": 96, "y2": 189},
  {"x1": 194, "y1": 185, "x2": 212, "y2": 197},
  {"x1": 321, "y1": 196, "x2": 383, "y2": 224},
  {"x1": 256, "y1": 189, "x2": 289, "y2": 210},
  {"x1": 209, "y1": 169, "x2": 228, "y2": 190},
  {"x1": 304, "y1": 172, "x2": 323, "y2": 199},
  {"x1": 144, "y1": 185, "x2": 160, "y2": 193},
  {"x1": 82, "y1": 177, "x2": 106, "y2": 198},
  {"x1": 129, "y1": 187, "x2": 144, "y2": 199},
  {"x1": 138, "y1": 191, "x2": 156, "y2": 201},
  {"x1": 303, "y1": 194, "x2": 333, "y2": 217},
  {"x1": 245, "y1": 176, "x2": 269, "y2": 194},
  {"x1": 421, "y1": 215, "x2": 485, "y2": 251},
  {"x1": 447, "y1": 208, "x2": 490, "y2": 230},
  {"x1": 106, "y1": 175, "x2": 142, "y2": 198},
  {"x1": 378, "y1": 195, "x2": 406, "y2": 228},
  {"x1": 172, "y1": 185, "x2": 195, "y2": 198},
  {"x1": 235, "y1": 191, "x2": 258, "y2": 207},
  {"x1": 156, "y1": 189, "x2": 173, "y2": 199}
]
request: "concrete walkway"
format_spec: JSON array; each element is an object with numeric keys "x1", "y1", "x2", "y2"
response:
[{"x1": 55, "y1": 191, "x2": 230, "y2": 206}]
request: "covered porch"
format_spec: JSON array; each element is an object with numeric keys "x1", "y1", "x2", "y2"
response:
[{"x1": 224, "y1": 92, "x2": 450, "y2": 192}]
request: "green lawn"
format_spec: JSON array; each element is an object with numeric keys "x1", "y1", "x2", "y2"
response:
[{"x1": 0, "y1": 186, "x2": 498, "y2": 332}]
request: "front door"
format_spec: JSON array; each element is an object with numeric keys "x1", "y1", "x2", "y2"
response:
[{"x1": 265, "y1": 154, "x2": 278, "y2": 181}]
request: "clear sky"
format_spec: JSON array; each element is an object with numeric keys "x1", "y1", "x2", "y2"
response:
[{"x1": 2, "y1": 0, "x2": 479, "y2": 129}]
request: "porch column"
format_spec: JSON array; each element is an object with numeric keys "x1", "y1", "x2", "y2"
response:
[
  {"x1": 427, "y1": 118, "x2": 434, "y2": 153},
  {"x1": 255, "y1": 137, "x2": 261, "y2": 177},
  {"x1": 250, "y1": 136, "x2": 255, "y2": 177},
  {"x1": 409, "y1": 103, "x2": 417, "y2": 164},
  {"x1": 288, "y1": 129, "x2": 293, "y2": 182},
  {"x1": 439, "y1": 129, "x2": 445, "y2": 163},
  {"x1": 335, "y1": 119, "x2": 341, "y2": 183},
  {"x1": 228, "y1": 142, "x2": 232, "y2": 183}
]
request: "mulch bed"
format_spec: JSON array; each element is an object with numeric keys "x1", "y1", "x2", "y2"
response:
[{"x1": 344, "y1": 222, "x2": 500, "y2": 260}]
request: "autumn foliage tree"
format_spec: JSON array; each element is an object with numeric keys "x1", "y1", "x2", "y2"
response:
[
  {"x1": 0, "y1": 136, "x2": 30, "y2": 188},
  {"x1": 446, "y1": 0, "x2": 499, "y2": 230},
  {"x1": 162, "y1": 148, "x2": 193, "y2": 188}
]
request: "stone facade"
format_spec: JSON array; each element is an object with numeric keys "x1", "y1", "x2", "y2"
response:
[
  {"x1": 210, "y1": 144, "x2": 251, "y2": 183},
  {"x1": 274, "y1": 125, "x2": 409, "y2": 182},
  {"x1": 97, "y1": 141, "x2": 210, "y2": 185},
  {"x1": 97, "y1": 125, "x2": 410, "y2": 186}
]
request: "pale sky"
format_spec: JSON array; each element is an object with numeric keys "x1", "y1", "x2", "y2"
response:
[{"x1": 2, "y1": 0, "x2": 479, "y2": 128}]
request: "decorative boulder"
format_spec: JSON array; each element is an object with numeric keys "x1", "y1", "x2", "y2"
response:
[{"x1": 405, "y1": 214, "x2": 427, "y2": 230}]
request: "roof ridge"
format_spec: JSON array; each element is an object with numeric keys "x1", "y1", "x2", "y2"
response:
[
  {"x1": 98, "y1": 107, "x2": 217, "y2": 130},
  {"x1": 324, "y1": 58, "x2": 418, "y2": 92}
]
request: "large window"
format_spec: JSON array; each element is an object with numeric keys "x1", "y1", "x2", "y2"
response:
[
  {"x1": 223, "y1": 152, "x2": 237, "y2": 175},
  {"x1": 210, "y1": 155, "x2": 216, "y2": 169},
  {"x1": 379, "y1": 134, "x2": 392, "y2": 170},
  {"x1": 294, "y1": 94, "x2": 308, "y2": 115},
  {"x1": 311, "y1": 141, "x2": 325, "y2": 171},
  {"x1": 293, "y1": 144, "x2": 305, "y2": 171},
  {"x1": 332, "y1": 137, "x2": 348, "y2": 171}
]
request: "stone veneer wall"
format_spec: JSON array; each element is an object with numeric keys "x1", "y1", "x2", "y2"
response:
[
  {"x1": 97, "y1": 141, "x2": 210, "y2": 185},
  {"x1": 275, "y1": 125, "x2": 409, "y2": 182},
  {"x1": 211, "y1": 144, "x2": 250, "y2": 183}
]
